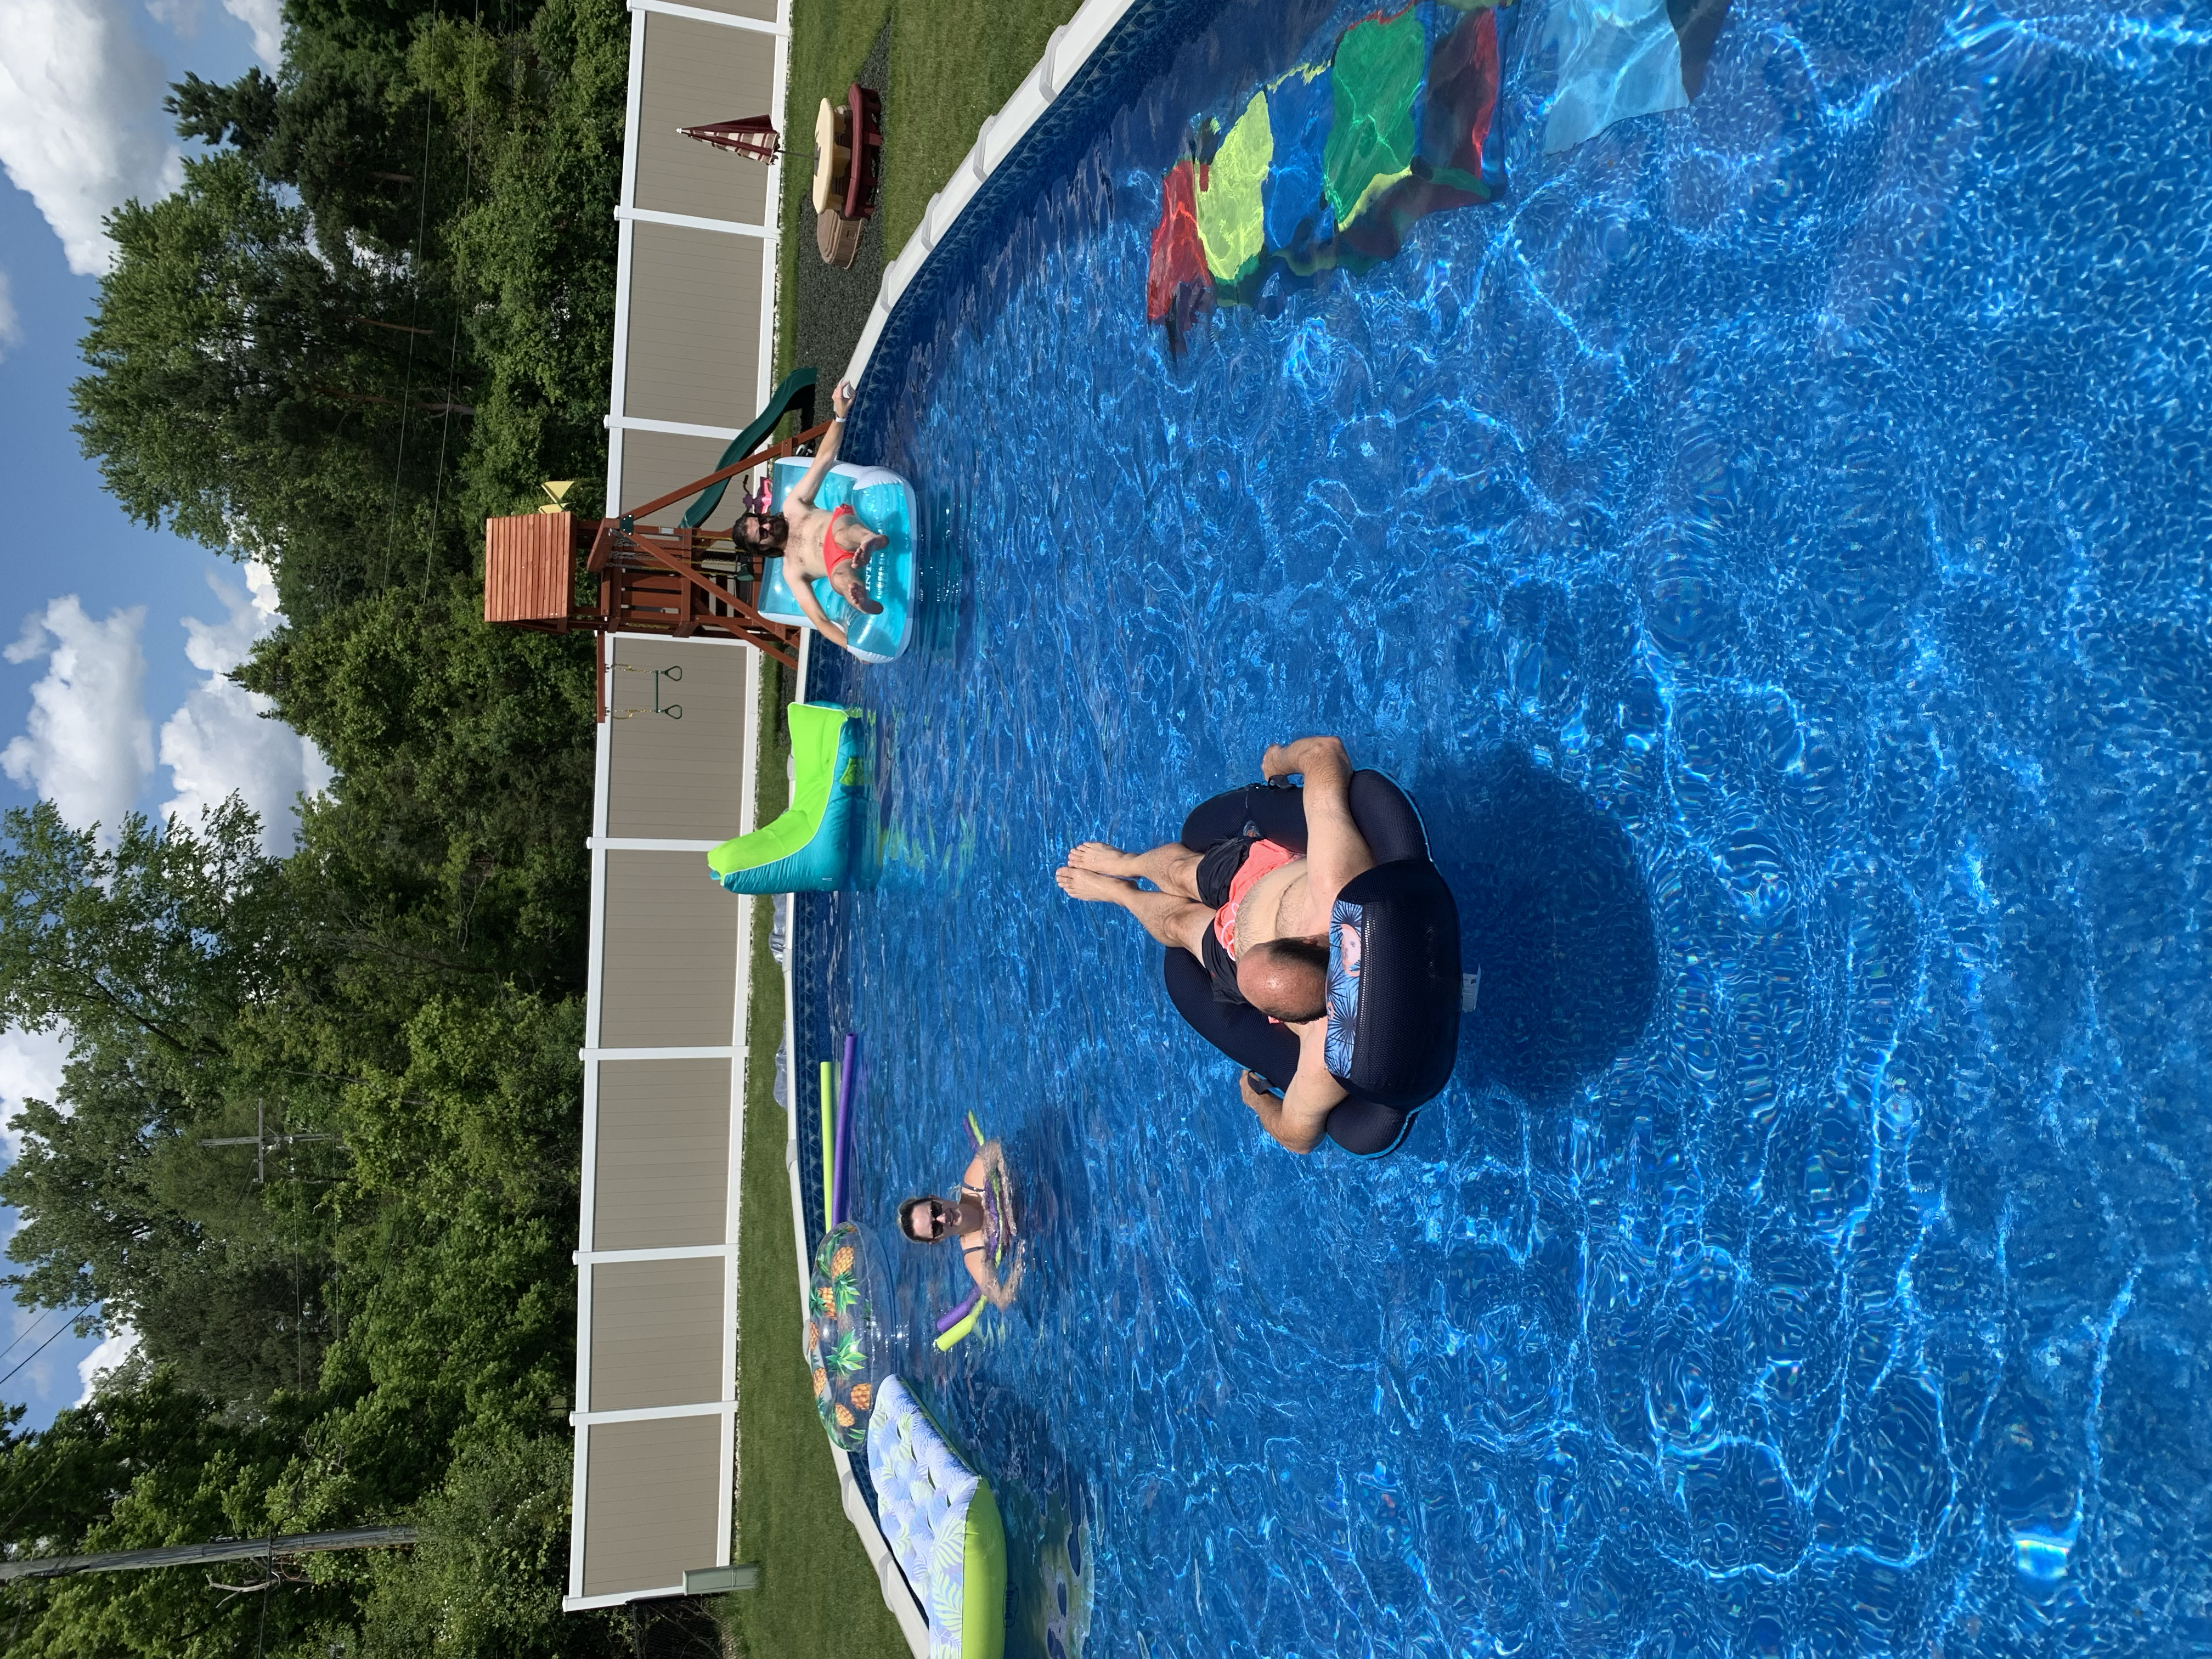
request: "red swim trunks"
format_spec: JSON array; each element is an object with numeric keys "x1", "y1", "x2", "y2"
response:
[
  {"x1": 822, "y1": 503, "x2": 860, "y2": 573},
  {"x1": 1211, "y1": 838, "x2": 1297, "y2": 956}
]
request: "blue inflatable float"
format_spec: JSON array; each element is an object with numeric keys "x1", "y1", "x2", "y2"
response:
[
  {"x1": 708, "y1": 702, "x2": 864, "y2": 894},
  {"x1": 755, "y1": 459, "x2": 918, "y2": 663}
]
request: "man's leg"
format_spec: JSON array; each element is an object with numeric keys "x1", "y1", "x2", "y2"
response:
[
  {"x1": 1054, "y1": 866, "x2": 1215, "y2": 953},
  {"x1": 1065, "y1": 840, "x2": 1203, "y2": 900}
]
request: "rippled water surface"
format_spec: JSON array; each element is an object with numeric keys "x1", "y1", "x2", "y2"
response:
[{"x1": 791, "y1": 2, "x2": 2212, "y2": 1652}]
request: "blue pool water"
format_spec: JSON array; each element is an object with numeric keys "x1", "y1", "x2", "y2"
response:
[{"x1": 795, "y1": 1, "x2": 2212, "y2": 1652}]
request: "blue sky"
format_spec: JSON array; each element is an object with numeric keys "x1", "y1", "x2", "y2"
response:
[{"x1": 0, "y1": 0, "x2": 324, "y2": 1429}]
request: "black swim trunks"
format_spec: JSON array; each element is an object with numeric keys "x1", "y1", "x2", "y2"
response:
[{"x1": 1192, "y1": 834, "x2": 1264, "y2": 1003}]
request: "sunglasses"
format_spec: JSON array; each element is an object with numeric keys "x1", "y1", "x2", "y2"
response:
[{"x1": 923, "y1": 1199, "x2": 952, "y2": 1240}]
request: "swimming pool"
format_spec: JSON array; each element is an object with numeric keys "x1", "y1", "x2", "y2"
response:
[{"x1": 795, "y1": 0, "x2": 2212, "y2": 1652}]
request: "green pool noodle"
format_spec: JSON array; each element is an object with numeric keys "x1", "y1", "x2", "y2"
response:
[{"x1": 820, "y1": 1061, "x2": 834, "y2": 1235}]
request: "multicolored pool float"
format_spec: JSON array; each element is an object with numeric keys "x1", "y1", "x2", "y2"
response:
[
  {"x1": 932, "y1": 1111, "x2": 1018, "y2": 1351},
  {"x1": 1164, "y1": 773, "x2": 1462, "y2": 1158},
  {"x1": 1145, "y1": 0, "x2": 1735, "y2": 341},
  {"x1": 803, "y1": 1220, "x2": 882, "y2": 1451},
  {"x1": 1145, "y1": 1, "x2": 1505, "y2": 340},
  {"x1": 867, "y1": 1376, "x2": 1006, "y2": 1659},
  {"x1": 708, "y1": 702, "x2": 865, "y2": 893},
  {"x1": 754, "y1": 456, "x2": 918, "y2": 662}
]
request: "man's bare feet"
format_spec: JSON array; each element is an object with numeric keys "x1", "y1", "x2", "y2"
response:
[
  {"x1": 1055, "y1": 866, "x2": 1135, "y2": 904},
  {"x1": 1066, "y1": 842, "x2": 1142, "y2": 876}
]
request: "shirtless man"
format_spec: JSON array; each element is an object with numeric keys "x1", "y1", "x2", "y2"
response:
[
  {"x1": 1054, "y1": 735, "x2": 1374, "y2": 1155},
  {"x1": 735, "y1": 379, "x2": 887, "y2": 655}
]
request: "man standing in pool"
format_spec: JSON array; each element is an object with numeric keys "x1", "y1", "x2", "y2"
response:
[
  {"x1": 1055, "y1": 735, "x2": 1372, "y2": 1155},
  {"x1": 733, "y1": 379, "x2": 887, "y2": 655}
]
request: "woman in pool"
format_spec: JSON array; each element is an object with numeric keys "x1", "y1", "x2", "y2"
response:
[
  {"x1": 735, "y1": 379, "x2": 887, "y2": 656},
  {"x1": 898, "y1": 1138, "x2": 1023, "y2": 1310}
]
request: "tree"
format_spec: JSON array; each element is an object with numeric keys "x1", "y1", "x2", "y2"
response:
[
  {"x1": 0, "y1": 800, "x2": 345, "y2": 1395},
  {"x1": 24, "y1": 0, "x2": 630, "y2": 1643},
  {"x1": 0, "y1": 1376, "x2": 356, "y2": 1659},
  {"x1": 242, "y1": 583, "x2": 595, "y2": 995},
  {"x1": 350, "y1": 1435, "x2": 622, "y2": 1658},
  {"x1": 0, "y1": 799, "x2": 290, "y2": 1064},
  {"x1": 72, "y1": 152, "x2": 463, "y2": 619}
]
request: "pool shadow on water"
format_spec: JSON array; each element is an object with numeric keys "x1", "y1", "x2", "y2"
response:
[
  {"x1": 911, "y1": 486, "x2": 973, "y2": 664},
  {"x1": 1423, "y1": 751, "x2": 1660, "y2": 1107}
]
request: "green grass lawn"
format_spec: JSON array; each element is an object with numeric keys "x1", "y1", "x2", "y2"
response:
[
  {"x1": 776, "y1": 0, "x2": 1087, "y2": 377},
  {"x1": 718, "y1": 656, "x2": 911, "y2": 1659}
]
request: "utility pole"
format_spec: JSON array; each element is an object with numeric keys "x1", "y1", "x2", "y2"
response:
[
  {"x1": 0, "y1": 1527, "x2": 416, "y2": 1583},
  {"x1": 198, "y1": 1102, "x2": 340, "y2": 1185}
]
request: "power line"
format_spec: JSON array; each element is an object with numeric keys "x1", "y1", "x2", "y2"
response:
[
  {"x1": 0, "y1": 1527, "x2": 417, "y2": 1583},
  {"x1": 376, "y1": 0, "x2": 445, "y2": 590},
  {"x1": 0, "y1": 1308, "x2": 67, "y2": 1369},
  {"x1": 0, "y1": 1316, "x2": 84, "y2": 1392},
  {"x1": 423, "y1": 18, "x2": 481, "y2": 596}
]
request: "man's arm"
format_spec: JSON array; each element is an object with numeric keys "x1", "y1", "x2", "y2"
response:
[
  {"x1": 1261, "y1": 736, "x2": 1373, "y2": 922},
  {"x1": 1238, "y1": 1024, "x2": 1345, "y2": 1155},
  {"x1": 789, "y1": 578, "x2": 849, "y2": 649},
  {"x1": 791, "y1": 381, "x2": 854, "y2": 505}
]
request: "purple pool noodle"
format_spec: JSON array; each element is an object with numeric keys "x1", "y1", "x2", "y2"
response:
[
  {"x1": 935, "y1": 1288, "x2": 981, "y2": 1334},
  {"x1": 831, "y1": 1032, "x2": 856, "y2": 1224}
]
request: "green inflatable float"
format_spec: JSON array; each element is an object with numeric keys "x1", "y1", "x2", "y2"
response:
[
  {"x1": 868, "y1": 1376, "x2": 1006, "y2": 1659},
  {"x1": 709, "y1": 702, "x2": 865, "y2": 894}
]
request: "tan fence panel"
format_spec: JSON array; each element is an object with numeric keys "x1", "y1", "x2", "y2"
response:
[
  {"x1": 614, "y1": 428, "x2": 737, "y2": 525},
  {"x1": 587, "y1": 1257, "x2": 726, "y2": 1412},
  {"x1": 599, "y1": 852, "x2": 738, "y2": 1047},
  {"x1": 579, "y1": 1415, "x2": 724, "y2": 1596},
  {"x1": 606, "y1": 637, "x2": 752, "y2": 841},
  {"x1": 636, "y1": 14, "x2": 776, "y2": 224},
  {"x1": 592, "y1": 1059, "x2": 731, "y2": 1250},
  {"x1": 623, "y1": 223, "x2": 766, "y2": 432}
]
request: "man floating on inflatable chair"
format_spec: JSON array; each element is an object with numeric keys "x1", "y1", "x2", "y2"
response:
[
  {"x1": 1056, "y1": 735, "x2": 1369, "y2": 1155},
  {"x1": 735, "y1": 379, "x2": 887, "y2": 653}
]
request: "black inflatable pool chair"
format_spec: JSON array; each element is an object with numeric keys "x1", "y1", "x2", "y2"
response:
[{"x1": 1165, "y1": 772, "x2": 1461, "y2": 1156}]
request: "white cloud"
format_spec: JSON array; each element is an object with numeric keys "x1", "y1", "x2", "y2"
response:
[
  {"x1": 74, "y1": 1322, "x2": 137, "y2": 1404},
  {"x1": 143, "y1": 0, "x2": 201, "y2": 35},
  {"x1": 0, "y1": 267, "x2": 21, "y2": 359},
  {"x1": 0, "y1": 1025, "x2": 68, "y2": 1163},
  {"x1": 0, "y1": 0, "x2": 180, "y2": 273},
  {"x1": 2, "y1": 597, "x2": 153, "y2": 840},
  {"x1": 158, "y1": 563, "x2": 330, "y2": 851},
  {"x1": 221, "y1": 0, "x2": 280, "y2": 64}
]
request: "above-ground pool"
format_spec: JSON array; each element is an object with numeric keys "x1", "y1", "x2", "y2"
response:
[{"x1": 792, "y1": 1, "x2": 2211, "y2": 1652}]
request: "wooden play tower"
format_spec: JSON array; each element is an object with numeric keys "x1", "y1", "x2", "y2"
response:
[{"x1": 482, "y1": 419, "x2": 831, "y2": 719}]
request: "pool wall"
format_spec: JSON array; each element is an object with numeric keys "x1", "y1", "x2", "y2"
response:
[
  {"x1": 788, "y1": 2, "x2": 1232, "y2": 1638},
  {"x1": 837, "y1": 0, "x2": 1233, "y2": 450},
  {"x1": 770, "y1": 633, "x2": 931, "y2": 1658}
]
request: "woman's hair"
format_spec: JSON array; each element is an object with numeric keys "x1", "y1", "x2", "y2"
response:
[
  {"x1": 896, "y1": 1197, "x2": 936, "y2": 1242},
  {"x1": 736, "y1": 511, "x2": 788, "y2": 556}
]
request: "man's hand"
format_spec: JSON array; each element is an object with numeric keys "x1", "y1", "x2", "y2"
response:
[
  {"x1": 1262, "y1": 735, "x2": 1349, "y2": 783},
  {"x1": 1239, "y1": 1066, "x2": 1330, "y2": 1155},
  {"x1": 832, "y1": 380, "x2": 854, "y2": 419}
]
